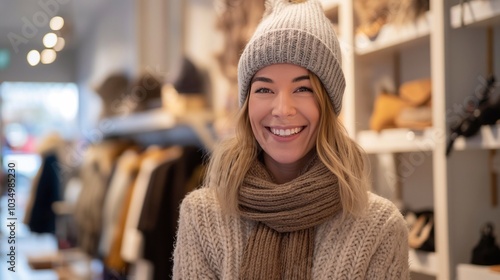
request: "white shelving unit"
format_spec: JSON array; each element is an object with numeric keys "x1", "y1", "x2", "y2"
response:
[
  {"x1": 319, "y1": 0, "x2": 340, "y2": 12},
  {"x1": 409, "y1": 249, "x2": 439, "y2": 276},
  {"x1": 454, "y1": 124, "x2": 500, "y2": 151},
  {"x1": 357, "y1": 128, "x2": 436, "y2": 154},
  {"x1": 456, "y1": 264, "x2": 500, "y2": 280},
  {"x1": 355, "y1": 11, "x2": 432, "y2": 57},
  {"x1": 331, "y1": 0, "x2": 500, "y2": 279},
  {"x1": 443, "y1": 5, "x2": 500, "y2": 280},
  {"x1": 450, "y1": 0, "x2": 500, "y2": 28}
]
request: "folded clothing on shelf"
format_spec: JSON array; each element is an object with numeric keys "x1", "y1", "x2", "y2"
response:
[
  {"x1": 354, "y1": 0, "x2": 430, "y2": 40},
  {"x1": 370, "y1": 78, "x2": 432, "y2": 132}
]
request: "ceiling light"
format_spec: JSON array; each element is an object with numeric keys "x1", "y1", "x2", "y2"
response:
[
  {"x1": 43, "y1": 33, "x2": 58, "y2": 48},
  {"x1": 41, "y1": 49, "x2": 57, "y2": 64},
  {"x1": 50, "y1": 16, "x2": 64, "y2": 31},
  {"x1": 54, "y1": 37, "x2": 65, "y2": 51},
  {"x1": 27, "y1": 50, "x2": 40, "y2": 66}
]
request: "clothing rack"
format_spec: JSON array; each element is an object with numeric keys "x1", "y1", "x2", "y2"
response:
[
  {"x1": 99, "y1": 108, "x2": 216, "y2": 152},
  {"x1": 24, "y1": 106, "x2": 214, "y2": 279}
]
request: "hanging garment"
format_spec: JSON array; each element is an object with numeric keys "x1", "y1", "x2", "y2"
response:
[
  {"x1": 103, "y1": 145, "x2": 165, "y2": 275},
  {"x1": 120, "y1": 146, "x2": 183, "y2": 263},
  {"x1": 25, "y1": 152, "x2": 61, "y2": 234},
  {"x1": 24, "y1": 132, "x2": 71, "y2": 234},
  {"x1": 105, "y1": 174, "x2": 137, "y2": 274},
  {"x1": 138, "y1": 146, "x2": 206, "y2": 280},
  {"x1": 99, "y1": 148, "x2": 141, "y2": 257},
  {"x1": 74, "y1": 140, "x2": 132, "y2": 256}
]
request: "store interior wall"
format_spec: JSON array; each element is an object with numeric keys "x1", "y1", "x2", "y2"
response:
[
  {"x1": 184, "y1": 0, "x2": 227, "y2": 115},
  {"x1": 0, "y1": 0, "x2": 231, "y2": 133},
  {"x1": 0, "y1": 0, "x2": 138, "y2": 135},
  {"x1": 0, "y1": 48, "x2": 76, "y2": 83},
  {"x1": 74, "y1": 0, "x2": 138, "y2": 134},
  {"x1": 73, "y1": 0, "x2": 228, "y2": 131},
  {"x1": 0, "y1": 2, "x2": 78, "y2": 83}
]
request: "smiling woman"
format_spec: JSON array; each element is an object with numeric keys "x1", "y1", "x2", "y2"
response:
[{"x1": 172, "y1": 0, "x2": 410, "y2": 279}]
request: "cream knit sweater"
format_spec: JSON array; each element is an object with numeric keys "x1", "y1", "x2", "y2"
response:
[{"x1": 173, "y1": 187, "x2": 410, "y2": 279}]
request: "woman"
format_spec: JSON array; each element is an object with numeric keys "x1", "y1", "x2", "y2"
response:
[{"x1": 173, "y1": 0, "x2": 409, "y2": 279}]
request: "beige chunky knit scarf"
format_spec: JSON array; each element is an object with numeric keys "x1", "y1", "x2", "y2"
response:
[{"x1": 238, "y1": 156, "x2": 341, "y2": 279}]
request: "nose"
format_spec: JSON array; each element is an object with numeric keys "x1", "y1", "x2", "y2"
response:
[{"x1": 272, "y1": 92, "x2": 296, "y2": 117}]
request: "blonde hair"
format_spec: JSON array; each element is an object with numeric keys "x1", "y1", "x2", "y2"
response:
[
  {"x1": 205, "y1": 71, "x2": 370, "y2": 217},
  {"x1": 310, "y1": 73, "x2": 370, "y2": 217}
]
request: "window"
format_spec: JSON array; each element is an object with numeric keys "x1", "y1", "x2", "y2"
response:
[{"x1": 1, "y1": 82, "x2": 79, "y2": 178}]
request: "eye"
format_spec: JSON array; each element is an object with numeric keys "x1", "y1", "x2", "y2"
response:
[
  {"x1": 254, "y1": 87, "x2": 273, "y2": 94},
  {"x1": 295, "y1": 86, "x2": 313, "y2": 93}
]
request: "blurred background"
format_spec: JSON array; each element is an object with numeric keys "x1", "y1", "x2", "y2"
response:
[
  {"x1": 0, "y1": 0, "x2": 499, "y2": 280},
  {"x1": 0, "y1": 1, "x2": 227, "y2": 279}
]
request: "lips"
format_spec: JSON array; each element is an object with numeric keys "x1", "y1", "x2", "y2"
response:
[{"x1": 268, "y1": 126, "x2": 304, "y2": 137}]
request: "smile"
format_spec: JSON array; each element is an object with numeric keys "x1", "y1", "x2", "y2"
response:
[{"x1": 268, "y1": 127, "x2": 304, "y2": 137}]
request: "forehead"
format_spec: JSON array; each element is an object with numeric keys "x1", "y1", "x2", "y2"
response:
[{"x1": 254, "y1": 63, "x2": 309, "y2": 79}]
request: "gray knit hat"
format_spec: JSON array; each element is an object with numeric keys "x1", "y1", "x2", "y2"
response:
[{"x1": 237, "y1": 0, "x2": 345, "y2": 114}]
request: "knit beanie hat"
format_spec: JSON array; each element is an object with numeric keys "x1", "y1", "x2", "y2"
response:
[{"x1": 237, "y1": 0, "x2": 345, "y2": 114}]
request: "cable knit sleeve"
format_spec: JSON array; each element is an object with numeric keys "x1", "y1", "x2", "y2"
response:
[
  {"x1": 365, "y1": 209, "x2": 410, "y2": 280},
  {"x1": 172, "y1": 190, "x2": 218, "y2": 280}
]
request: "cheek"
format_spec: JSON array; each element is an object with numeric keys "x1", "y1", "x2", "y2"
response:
[
  {"x1": 309, "y1": 115, "x2": 320, "y2": 141},
  {"x1": 248, "y1": 98, "x2": 265, "y2": 134},
  {"x1": 306, "y1": 103, "x2": 321, "y2": 140},
  {"x1": 248, "y1": 95, "x2": 269, "y2": 116},
  {"x1": 305, "y1": 101, "x2": 321, "y2": 126}
]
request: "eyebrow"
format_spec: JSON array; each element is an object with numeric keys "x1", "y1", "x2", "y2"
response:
[
  {"x1": 250, "y1": 75, "x2": 310, "y2": 85},
  {"x1": 251, "y1": 76, "x2": 273, "y2": 84},
  {"x1": 292, "y1": 75, "x2": 310, "y2": 82}
]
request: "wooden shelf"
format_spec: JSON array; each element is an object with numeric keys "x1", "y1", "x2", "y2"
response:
[
  {"x1": 355, "y1": 11, "x2": 431, "y2": 56},
  {"x1": 409, "y1": 249, "x2": 438, "y2": 276},
  {"x1": 357, "y1": 128, "x2": 435, "y2": 154},
  {"x1": 451, "y1": 0, "x2": 500, "y2": 28},
  {"x1": 453, "y1": 124, "x2": 500, "y2": 151}
]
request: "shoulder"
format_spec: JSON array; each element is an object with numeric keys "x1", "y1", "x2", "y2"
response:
[
  {"x1": 361, "y1": 192, "x2": 408, "y2": 237},
  {"x1": 179, "y1": 187, "x2": 220, "y2": 219},
  {"x1": 317, "y1": 192, "x2": 407, "y2": 241},
  {"x1": 182, "y1": 186, "x2": 216, "y2": 203},
  {"x1": 323, "y1": 192, "x2": 407, "y2": 240},
  {"x1": 179, "y1": 187, "x2": 245, "y2": 232},
  {"x1": 313, "y1": 192, "x2": 408, "y2": 277},
  {"x1": 367, "y1": 192, "x2": 402, "y2": 218},
  {"x1": 324, "y1": 192, "x2": 408, "y2": 257}
]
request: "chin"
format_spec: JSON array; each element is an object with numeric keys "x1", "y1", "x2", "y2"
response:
[{"x1": 266, "y1": 150, "x2": 308, "y2": 165}]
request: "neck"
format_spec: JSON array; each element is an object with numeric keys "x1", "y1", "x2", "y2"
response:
[{"x1": 263, "y1": 150, "x2": 316, "y2": 184}]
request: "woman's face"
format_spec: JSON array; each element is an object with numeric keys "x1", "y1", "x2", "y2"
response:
[{"x1": 248, "y1": 63, "x2": 320, "y2": 167}]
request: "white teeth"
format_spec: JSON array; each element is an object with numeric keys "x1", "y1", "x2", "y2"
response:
[{"x1": 270, "y1": 127, "x2": 303, "y2": 136}]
